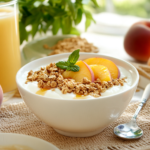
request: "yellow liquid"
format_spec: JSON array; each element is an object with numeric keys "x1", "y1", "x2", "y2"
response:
[
  {"x1": 36, "y1": 89, "x2": 88, "y2": 99},
  {"x1": 0, "y1": 145, "x2": 33, "y2": 150},
  {"x1": 74, "y1": 94, "x2": 87, "y2": 99},
  {"x1": 36, "y1": 88, "x2": 48, "y2": 96},
  {"x1": 0, "y1": 7, "x2": 21, "y2": 93}
]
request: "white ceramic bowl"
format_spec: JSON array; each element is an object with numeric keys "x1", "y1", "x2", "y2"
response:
[
  {"x1": 0, "y1": 133, "x2": 59, "y2": 150},
  {"x1": 16, "y1": 53, "x2": 139, "y2": 137}
]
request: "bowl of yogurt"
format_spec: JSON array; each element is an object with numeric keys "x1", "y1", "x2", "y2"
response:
[{"x1": 16, "y1": 53, "x2": 139, "y2": 137}]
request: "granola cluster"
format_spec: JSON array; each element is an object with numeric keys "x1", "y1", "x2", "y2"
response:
[
  {"x1": 43, "y1": 36, "x2": 99, "y2": 55},
  {"x1": 26, "y1": 63, "x2": 127, "y2": 98}
]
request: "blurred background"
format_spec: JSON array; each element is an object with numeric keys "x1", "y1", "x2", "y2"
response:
[
  {"x1": 87, "y1": 0, "x2": 150, "y2": 18},
  {"x1": 77, "y1": 0, "x2": 150, "y2": 35}
]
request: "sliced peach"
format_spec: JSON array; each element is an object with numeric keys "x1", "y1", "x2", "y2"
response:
[
  {"x1": 89, "y1": 65, "x2": 111, "y2": 82},
  {"x1": 62, "y1": 61, "x2": 95, "y2": 82},
  {"x1": 84, "y1": 58, "x2": 120, "y2": 79}
]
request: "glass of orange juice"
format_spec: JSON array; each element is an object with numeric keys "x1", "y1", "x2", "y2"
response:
[{"x1": 0, "y1": 0, "x2": 21, "y2": 101}]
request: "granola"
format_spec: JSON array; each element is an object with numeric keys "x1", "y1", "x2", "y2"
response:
[
  {"x1": 43, "y1": 36, "x2": 99, "y2": 55},
  {"x1": 25, "y1": 63, "x2": 127, "y2": 98}
]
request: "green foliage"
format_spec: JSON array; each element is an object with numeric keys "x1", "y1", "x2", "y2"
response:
[
  {"x1": 68, "y1": 49, "x2": 80, "y2": 65},
  {"x1": 56, "y1": 49, "x2": 80, "y2": 72},
  {"x1": 86, "y1": 0, "x2": 150, "y2": 19},
  {"x1": 0, "y1": 0, "x2": 98, "y2": 44},
  {"x1": 113, "y1": 0, "x2": 150, "y2": 18},
  {"x1": 84, "y1": 9, "x2": 96, "y2": 31}
]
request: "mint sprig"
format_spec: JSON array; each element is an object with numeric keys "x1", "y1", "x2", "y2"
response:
[{"x1": 56, "y1": 49, "x2": 80, "y2": 72}]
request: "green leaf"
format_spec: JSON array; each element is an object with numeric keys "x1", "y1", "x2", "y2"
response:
[
  {"x1": 56, "y1": 50, "x2": 80, "y2": 72},
  {"x1": 19, "y1": 22, "x2": 28, "y2": 44},
  {"x1": 30, "y1": 14, "x2": 42, "y2": 38},
  {"x1": 69, "y1": 65, "x2": 80, "y2": 72},
  {"x1": 84, "y1": 10, "x2": 95, "y2": 23},
  {"x1": 47, "y1": 5, "x2": 66, "y2": 17},
  {"x1": 61, "y1": 16, "x2": 72, "y2": 34},
  {"x1": 85, "y1": 18, "x2": 91, "y2": 31},
  {"x1": 56, "y1": 61, "x2": 68, "y2": 69},
  {"x1": 25, "y1": 15, "x2": 35, "y2": 26},
  {"x1": 4, "y1": 0, "x2": 98, "y2": 43},
  {"x1": 66, "y1": 65, "x2": 80, "y2": 72},
  {"x1": 75, "y1": 8, "x2": 83, "y2": 25},
  {"x1": 84, "y1": 10, "x2": 96, "y2": 31},
  {"x1": 66, "y1": 66, "x2": 71, "y2": 71},
  {"x1": 52, "y1": 18, "x2": 60, "y2": 35},
  {"x1": 68, "y1": 1, "x2": 76, "y2": 19},
  {"x1": 31, "y1": 23, "x2": 39, "y2": 37},
  {"x1": 70, "y1": 27, "x2": 80, "y2": 35},
  {"x1": 91, "y1": 0, "x2": 100, "y2": 7},
  {"x1": 68, "y1": 49, "x2": 80, "y2": 64}
]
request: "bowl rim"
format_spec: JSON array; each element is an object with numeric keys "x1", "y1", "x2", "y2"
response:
[{"x1": 16, "y1": 52, "x2": 139, "y2": 102}]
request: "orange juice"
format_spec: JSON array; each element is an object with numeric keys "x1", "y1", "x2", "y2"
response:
[{"x1": 0, "y1": 7, "x2": 21, "y2": 93}]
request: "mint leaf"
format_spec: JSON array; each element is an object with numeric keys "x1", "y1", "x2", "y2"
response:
[
  {"x1": 66, "y1": 65, "x2": 80, "y2": 72},
  {"x1": 70, "y1": 65, "x2": 80, "y2": 72},
  {"x1": 68, "y1": 49, "x2": 80, "y2": 64},
  {"x1": 56, "y1": 61, "x2": 68, "y2": 69},
  {"x1": 56, "y1": 49, "x2": 80, "y2": 72}
]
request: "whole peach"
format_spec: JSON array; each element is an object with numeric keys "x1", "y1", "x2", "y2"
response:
[{"x1": 124, "y1": 21, "x2": 150, "y2": 62}]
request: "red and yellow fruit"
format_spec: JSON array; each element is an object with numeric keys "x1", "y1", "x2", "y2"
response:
[
  {"x1": 89, "y1": 65, "x2": 111, "y2": 82},
  {"x1": 62, "y1": 60, "x2": 95, "y2": 82},
  {"x1": 84, "y1": 57, "x2": 120, "y2": 79},
  {"x1": 124, "y1": 21, "x2": 150, "y2": 62},
  {"x1": 63, "y1": 58, "x2": 120, "y2": 82}
]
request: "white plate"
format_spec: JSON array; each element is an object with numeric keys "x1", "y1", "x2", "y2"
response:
[
  {"x1": 21, "y1": 35, "x2": 74, "y2": 65},
  {"x1": 0, "y1": 133, "x2": 59, "y2": 150}
]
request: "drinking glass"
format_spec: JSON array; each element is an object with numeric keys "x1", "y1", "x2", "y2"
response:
[{"x1": 0, "y1": 0, "x2": 21, "y2": 102}]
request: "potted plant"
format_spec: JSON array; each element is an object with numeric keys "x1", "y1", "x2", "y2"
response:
[{"x1": 7, "y1": 0, "x2": 98, "y2": 44}]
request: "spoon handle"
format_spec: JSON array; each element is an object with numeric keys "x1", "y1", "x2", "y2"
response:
[{"x1": 132, "y1": 83, "x2": 150, "y2": 120}]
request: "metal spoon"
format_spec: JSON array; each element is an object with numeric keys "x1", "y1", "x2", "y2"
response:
[{"x1": 114, "y1": 83, "x2": 150, "y2": 139}]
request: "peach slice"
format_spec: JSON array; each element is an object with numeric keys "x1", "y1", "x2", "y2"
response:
[
  {"x1": 62, "y1": 61, "x2": 95, "y2": 82},
  {"x1": 89, "y1": 65, "x2": 111, "y2": 82},
  {"x1": 84, "y1": 58, "x2": 120, "y2": 79}
]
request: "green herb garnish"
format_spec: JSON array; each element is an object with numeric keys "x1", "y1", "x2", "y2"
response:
[
  {"x1": 1, "y1": 0, "x2": 99, "y2": 44},
  {"x1": 56, "y1": 49, "x2": 80, "y2": 72}
]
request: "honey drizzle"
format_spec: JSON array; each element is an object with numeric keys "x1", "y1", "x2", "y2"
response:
[
  {"x1": 74, "y1": 94, "x2": 87, "y2": 99},
  {"x1": 36, "y1": 88, "x2": 48, "y2": 96},
  {"x1": 36, "y1": 89, "x2": 87, "y2": 99}
]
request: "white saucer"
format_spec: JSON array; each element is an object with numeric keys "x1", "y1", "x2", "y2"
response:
[{"x1": 0, "y1": 133, "x2": 59, "y2": 150}]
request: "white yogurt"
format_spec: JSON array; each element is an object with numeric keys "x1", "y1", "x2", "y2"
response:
[{"x1": 23, "y1": 66, "x2": 132, "y2": 99}]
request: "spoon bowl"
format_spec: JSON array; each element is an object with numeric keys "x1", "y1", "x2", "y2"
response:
[
  {"x1": 114, "y1": 120, "x2": 143, "y2": 139},
  {"x1": 114, "y1": 83, "x2": 150, "y2": 139}
]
